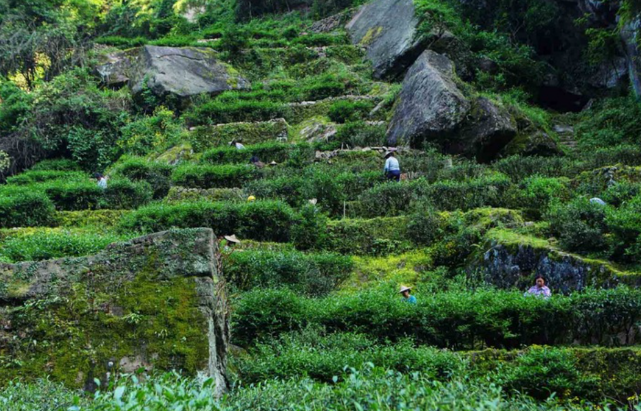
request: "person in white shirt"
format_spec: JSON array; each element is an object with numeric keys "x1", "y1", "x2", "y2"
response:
[
  {"x1": 94, "y1": 173, "x2": 108, "y2": 189},
  {"x1": 230, "y1": 139, "x2": 246, "y2": 150},
  {"x1": 384, "y1": 151, "x2": 401, "y2": 182}
]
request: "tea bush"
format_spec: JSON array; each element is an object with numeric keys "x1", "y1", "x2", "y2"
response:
[
  {"x1": 0, "y1": 192, "x2": 56, "y2": 228},
  {"x1": 172, "y1": 164, "x2": 258, "y2": 189},
  {"x1": 0, "y1": 230, "x2": 124, "y2": 262},
  {"x1": 119, "y1": 200, "x2": 296, "y2": 242},
  {"x1": 546, "y1": 197, "x2": 609, "y2": 255},
  {"x1": 225, "y1": 250, "x2": 352, "y2": 295},
  {"x1": 5, "y1": 170, "x2": 85, "y2": 185},
  {"x1": 29, "y1": 159, "x2": 80, "y2": 172},
  {"x1": 111, "y1": 157, "x2": 173, "y2": 199},
  {"x1": 233, "y1": 286, "x2": 641, "y2": 348},
  {"x1": 40, "y1": 180, "x2": 104, "y2": 211},
  {"x1": 201, "y1": 142, "x2": 313, "y2": 165},
  {"x1": 102, "y1": 179, "x2": 153, "y2": 210},
  {"x1": 328, "y1": 100, "x2": 376, "y2": 123},
  {"x1": 184, "y1": 99, "x2": 290, "y2": 126}
]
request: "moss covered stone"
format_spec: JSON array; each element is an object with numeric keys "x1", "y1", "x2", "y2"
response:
[
  {"x1": 0, "y1": 228, "x2": 228, "y2": 396},
  {"x1": 473, "y1": 228, "x2": 641, "y2": 292}
]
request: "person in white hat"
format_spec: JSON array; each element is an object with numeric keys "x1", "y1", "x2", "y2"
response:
[{"x1": 399, "y1": 286, "x2": 416, "y2": 304}]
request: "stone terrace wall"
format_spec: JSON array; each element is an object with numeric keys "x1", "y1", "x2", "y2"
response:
[{"x1": 0, "y1": 228, "x2": 228, "y2": 397}]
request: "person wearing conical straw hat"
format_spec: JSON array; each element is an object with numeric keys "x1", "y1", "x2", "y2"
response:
[
  {"x1": 384, "y1": 150, "x2": 401, "y2": 182},
  {"x1": 399, "y1": 285, "x2": 416, "y2": 304}
]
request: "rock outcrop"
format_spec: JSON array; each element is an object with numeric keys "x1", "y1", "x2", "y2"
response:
[
  {"x1": 387, "y1": 51, "x2": 470, "y2": 146},
  {"x1": 475, "y1": 230, "x2": 641, "y2": 293},
  {"x1": 345, "y1": 0, "x2": 425, "y2": 79},
  {"x1": 0, "y1": 228, "x2": 229, "y2": 397},
  {"x1": 96, "y1": 46, "x2": 249, "y2": 99},
  {"x1": 387, "y1": 51, "x2": 517, "y2": 160}
]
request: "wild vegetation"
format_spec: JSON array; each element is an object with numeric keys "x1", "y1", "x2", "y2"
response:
[{"x1": 1, "y1": 0, "x2": 641, "y2": 409}]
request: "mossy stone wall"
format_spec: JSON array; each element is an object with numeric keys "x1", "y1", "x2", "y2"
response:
[{"x1": 0, "y1": 228, "x2": 228, "y2": 396}]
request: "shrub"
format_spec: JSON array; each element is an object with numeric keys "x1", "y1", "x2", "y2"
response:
[
  {"x1": 328, "y1": 100, "x2": 376, "y2": 123},
  {"x1": 575, "y1": 96, "x2": 641, "y2": 148},
  {"x1": 232, "y1": 288, "x2": 307, "y2": 347},
  {"x1": 428, "y1": 174, "x2": 512, "y2": 211},
  {"x1": 605, "y1": 195, "x2": 641, "y2": 262},
  {"x1": 40, "y1": 180, "x2": 104, "y2": 211},
  {"x1": 505, "y1": 176, "x2": 571, "y2": 217},
  {"x1": 407, "y1": 207, "x2": 445, "y2": 246},
  {"x1": 0, "y1": 230, "x2": 124, "y2": 262},
  {"x1": 546, "y1": 197, "x2": 609, "y2": 255},
  {"x1": 5, "y1": 170, "x2": 85, "y2": 185},
  {"x1": 291, "y1": 204, "x2": 329, "y2": 250},
  {"x1": 0, "y1": 192, "x2": 56, "y2": 228},
  {"x1": 102, "y1": 179, "x2": 153, "y2": 209},
  {"x1": 334, "y1": 121, "x2": 387, "y2": 148},
  {"x1": 244, "y1": 176, "x2": 308, "y2": 207},
  {"x1": 184, "y1": 99, "x2": 290, "y2": 126},
  {"x1": 29, "y1": 159, "x2": 80, "y2": 172},
  {"x1": 201, "y1": 142, "x2": 311, "y2": 165},
  {"x1": 232, "y1": 286, "x2": 641, "y2": 349},
  {"x1": 492, "y1": 155, "x2": 572, "y2": 182},
  {"x1": 225, "y1": 250, "x2": 352, "y2": 295},
  {"x1": 355, "y1": 181, "x2": 428, "y2": 218},
  {"x1": 111, "y1": 157, "x2": 173, "y2": 199},
  {"x1": 236, "y1": 330, "x2": 463, "y2": 384},
  {"x1": 171, "y1": 164, "x2": 258, "y2": 189},
  {"x1": 119, "y1": 200, "x2": 296, "y2": 242}
]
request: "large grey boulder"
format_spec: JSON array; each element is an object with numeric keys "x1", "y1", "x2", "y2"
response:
[
  {"x1": 387, "y1": 51, "x2": 520, "y2": 160},
  {"x1": 96, "y1": 46, "x2": 249, "y2": 99},
  {"x1": 0, "y1": 228, "x2": 229, "y2": 396},
  {"x1": 345, "y1": 0, "x2": 425, "y2": 79},
  {"x1": 387, "y1": 50, "x2": 471, "y2": 147},
  {"x1": 458, "y1": 98, "x2": 517, "y2": 161}
]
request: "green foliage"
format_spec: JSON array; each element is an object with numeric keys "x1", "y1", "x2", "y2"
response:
[
  {"x1": 29, "y1": 159, "x2": 80, "y2": 172},
  {"x1": 0, "y1": 378, "x2": 87, "y2": 411},
  {"x1": 407, "y1": 208, "x2": 445, "y2": 246},
  {"x1": 334, "y1": 121, "x2": 387, "y2": 148},
  {"x1": 328, "y1": 100, "x2": 376, "y2": 123},
  {"x1": 102, "y1": 178, "x2": 153, "y2": 210},
  {"x1": 547, "y1": 197, "x2": 609, "y2": 255},
  {"x1": 506, "y1": 176, "x2": 571, "y2": 218},
  {"x1": 5, "y1": 170, "x2": 85, "y2": 185},
  {"x1": 355, "y1": 181, "x2": 425, "y2": 218},
  {"x1": 40, "y1": 180, "x2": 104, "y2": 211},
  {"x1": 201, "y1": 142, "x2": 311, "y2": 165},
  {"x1": 0, "y1": 192, "x2": 56, "y2": 228},
  {"x1": 236, "y1": 328, "x2": 463, "y2": 384},
  {"x1": 575, "y1": 97, "x2": 641, "y2": 148},
  {"x1": 233, "y1": 286, "x2": 641, "y2": 349},
  {"x1": 225, "y1": 249, "x2": 352, "y2": 295},
  {"x1": 119, "y1": 200, "x2": 296, "y2": 242},
  {"x1": 0, "y1": 230, "x2": 124, "y2": 262},
  {"x1": 172, "y1": 164, "x2": 258, "y2": 188},
  {"x1": 119, "y1": 107, "x2": 184, "y2": 156},
  {"x1": 291, "y1": 204, "x2": 329, "y2": 250},
  {"x1": 2, "y1": 69, "x2": 130, "y2": 171},
  {"x1": 606, "y1": 195, "x2": 641, "y2": 262},
  {"x1": 111, "y1": 157, "x2": 173, "y2": 199},
  {"x1": 184, "y1": 98, "x2": 290, "y2": 126}
]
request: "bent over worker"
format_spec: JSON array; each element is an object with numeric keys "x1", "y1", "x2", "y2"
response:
[{"x1": 384, "y1": 151, "x2": 401, "y2": 182}]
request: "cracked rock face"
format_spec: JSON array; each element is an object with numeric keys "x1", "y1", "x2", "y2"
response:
[
  {"x1": 96, "y1": 46, "x2": 250, "y2": 99},
  {"x1": 0, "y1": 228, "x2": 229, "y2": 397},
  {"x1": 345, "y1": 0, "x2": 424, "y2": 79},
  {"x1": 387, "y1": 50, "x2": 520, "y2": 161}
]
